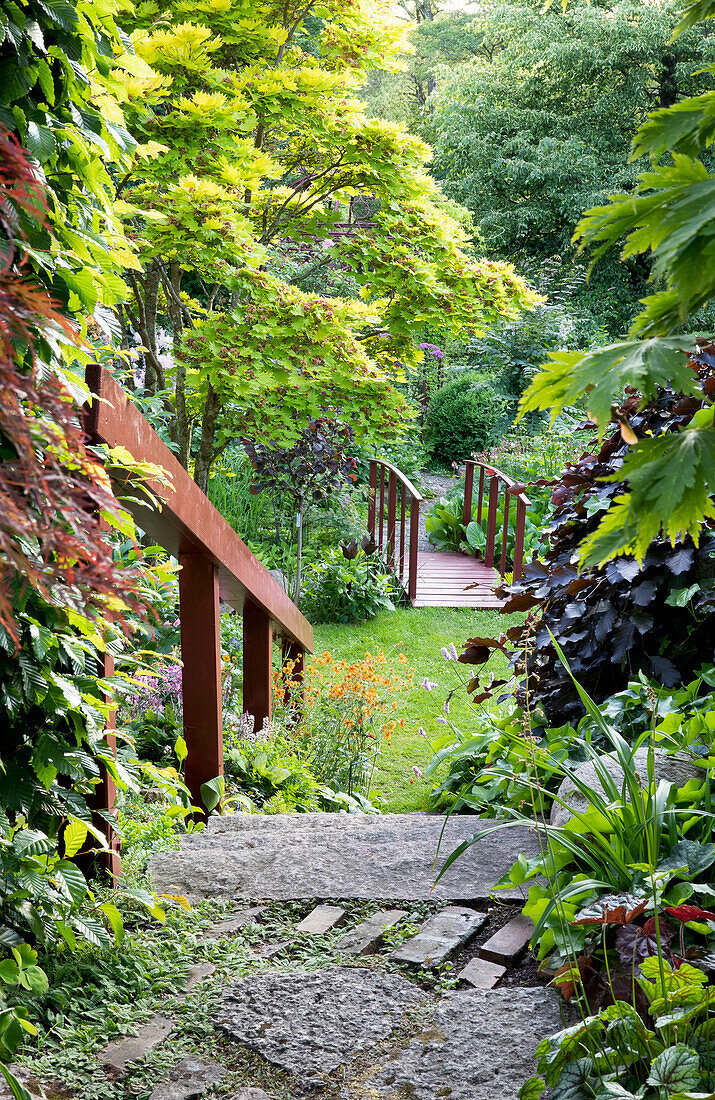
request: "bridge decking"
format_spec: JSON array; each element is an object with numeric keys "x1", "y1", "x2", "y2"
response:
[{"x1": 412, "y1": 550, "x2": 503, "y2": 609}]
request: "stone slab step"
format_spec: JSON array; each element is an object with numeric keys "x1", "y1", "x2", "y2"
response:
[
  {"x1": 215, "y1": 967, "x2": 430, "y2": 1080},
  {"x1": 254, "y1": 940, "x2": 292, "y2": 960},
  {"x1": 296, "y1": 904, "x2": 346, "y2": 934},
  {"x1": 458, "y1": 957, "x2": 506, "y2": 989},
  {"x1": 479, "y1": 914, "x2": 533, "y2": 968},
  {"x1": 336, "y1": 909, "x2": 407, "y2": 956},
  {"x1": 100, "y1": 1014, "x2": 175, "y2": 1075},
  {"x1": 390, "y1": 906, "x2": 486, "y2": 968},
  {"x1": 149, "y1": 814, "x2": 538, "y2": 902},
  {"x1": 349, "y1": 987, "x2": 563, "y2": 1100}
]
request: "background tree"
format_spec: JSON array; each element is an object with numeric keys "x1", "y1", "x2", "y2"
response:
[
  {"x1": 112, "y1": 0, "x2": 537, "y2": 489},
  {"x1": 425, "y1": 0, "x2": 715, "y2": 335}
]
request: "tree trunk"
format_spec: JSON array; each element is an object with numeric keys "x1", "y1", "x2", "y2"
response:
[
  {"x1": 167, "y1": 261, "x2": 191, "y2": 468},
  {"x1": 194, "y1": 384, "x2": 219, "y2": 494}
]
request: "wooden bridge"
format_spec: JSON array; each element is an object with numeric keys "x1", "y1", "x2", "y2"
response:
[{"x1": 366, "y1": 458, "x2": 531, "y2": 610}]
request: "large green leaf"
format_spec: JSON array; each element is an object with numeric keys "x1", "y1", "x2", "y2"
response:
[
  {"x1": 519, "y1": 338, "x2": 703, "y2": 433},
  {"x1": 579, "y1": 417, "x2": 715, "y2": 563},
  {"x1": 647, "y1": 1044, "x2": 700, "y2": 1091}
]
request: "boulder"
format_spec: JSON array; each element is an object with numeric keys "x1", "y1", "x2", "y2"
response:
[{"x1": 550, "y1": 748, "x2": 702, "y2": 829}]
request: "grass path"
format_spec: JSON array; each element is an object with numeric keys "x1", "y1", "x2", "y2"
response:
[{"x1": 313, "y1": 605, "x2": 517, "y2": 813}]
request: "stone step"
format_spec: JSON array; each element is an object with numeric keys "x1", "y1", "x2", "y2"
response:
[
  {"x1": 215, "y1": 967, "x2": 430, "y2": 1081},
  {"x1": 100, "y1": 1014, "x2": 175, "y2": 1076},
  {"x1": 479, "y1": 914, "x2": 533, "y2": 968},
  {"x1": 295, "y1": 904, "x2": 346, "y2": 934},
  {"x1": 148, "y1": 1057, "x2": 225, "y2": 1100},
  {"x1": 336, "y1": 909, "x2": 407, "y2": 956},
  {"x1": 458, "y1": 957, "x2": 506, "y2": 989},
  {"x1": 390, "y1": 907, "x2": 487, "y2": 968},
  {"x1": 149, "y1": 814, "x2": 539, "y2": 902}
]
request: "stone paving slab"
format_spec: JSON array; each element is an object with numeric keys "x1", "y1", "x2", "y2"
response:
[
  {"x1": 100, "y1": 1014, "x2": 175, "y2": 1075},
  {"x1": 215, "y1": 967, "x2": 430, "y2": 1084},
  {"x1": 391, "y1": 906, "x2": 486, "y2": 967},
  {"x1": 296, "y1": 904, "x2": 346, "y2": 934},
  {"x1": 337, "y1": 909, "x2": 407, "y2": 956},
  {"x1": 459, "y1": 957, "x2": 506, "y2": 989},
  {"x1": 346, "y1": 987, "x2": 563, "y2": 1100},
  {"x1": 201, "y1": 908, "x2": 264, "y2": 940},
  {"x1": 149, "y1": 814, "x2": 537, "y2": 901}
]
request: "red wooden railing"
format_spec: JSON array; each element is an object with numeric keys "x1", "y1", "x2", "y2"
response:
[
  {"x1": 366, "y1": 459, "x2": 424, "y2": 603},
  {"x1": 83, "y1": 365, "x2": 313, "y2": 870},
  {"x1": 462, "y1": 459, "x2": 531, "y2": 582}
]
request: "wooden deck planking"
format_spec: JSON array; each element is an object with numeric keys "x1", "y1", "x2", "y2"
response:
[{"x1": 412, "y1": 551, "x2": 504, "y2": 609}]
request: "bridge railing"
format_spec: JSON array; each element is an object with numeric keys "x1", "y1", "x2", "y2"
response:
[
  {"x1": 366, "y1": 458, "x2": 424, "y2": 604},
  {"x1": 84, "y1": 365, "x2": 313, "y2": 862},
  {"x1": 462, "y1": 460, "x2": 531, "y2": 582}
]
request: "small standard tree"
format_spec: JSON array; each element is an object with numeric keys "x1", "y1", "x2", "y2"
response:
[{"x1": 243, "y1": 419, "x2": 358, "y2": 606}]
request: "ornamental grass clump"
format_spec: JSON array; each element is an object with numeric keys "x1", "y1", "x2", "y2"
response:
[{"x1": 274, "y1": 650, "x2": 413, "y2": 798}]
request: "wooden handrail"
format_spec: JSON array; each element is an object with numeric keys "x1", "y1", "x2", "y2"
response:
[
  {"x1": 462, "y1": 460, "x2": 531, "y2": 582},
  {"x1": 367, "y1": 458, "x2": 423, "y2": 604},
  {"x1": 83, "y1": 364, "x2": 313, "y2": 834}
]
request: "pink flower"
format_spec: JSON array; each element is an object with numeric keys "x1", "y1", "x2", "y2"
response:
[
  {"x1": 418, "y1": 727, "x2": 427, "y2": 737},
  {"x1": 412, "y1": 765, "x2": 423, "y2": 778},
  {"x1": 436, "y1": 716, "x2": 448, "y2": 725}
]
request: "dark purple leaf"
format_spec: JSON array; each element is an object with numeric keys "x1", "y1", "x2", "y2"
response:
[{"x1": 666, "y1": 547, "x2": 695, "y2": 575}]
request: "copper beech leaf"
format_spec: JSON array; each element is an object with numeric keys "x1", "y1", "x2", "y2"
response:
[{"x1": 572, "y1": 894, "x2": 649, "y2": 926}]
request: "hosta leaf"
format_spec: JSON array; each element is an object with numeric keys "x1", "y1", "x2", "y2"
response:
[{"x1": 647, "y1": 1044, "x2": 700, "y2": 1090}]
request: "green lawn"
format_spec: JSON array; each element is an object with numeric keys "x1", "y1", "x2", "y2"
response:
[{"x1": 313, "y1": 605, "x2": 517, "y2": 813}]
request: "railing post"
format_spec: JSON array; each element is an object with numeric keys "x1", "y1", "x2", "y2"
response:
[
  {"x1": 88, "y1": 650, "x2": 121, "y2": 881},
  {"x1": 367, "y1": 460, "x2": 377, "y2": 541},
  {"x1": 500, "y1": 491, "x2": 510, "y2": 577},
  {"x1": 378, "y1": 465, "x2": 385, "y2": 552},
  {"x1": 477, "y1": 465, "x2": 485, "y2": 523},
  {"x1": 179, "y1": 552, "x2": 223, "y2": 811},
  {"x1": 408, "y1": 497, "x2": 420, "y2": 603},
  {"x1": 513, "y1": 496, "x2": 527, "y2": 582},
  {"x1": 484, "y1": 476, "x2": 499, "y2": 569},
  {"x1": 399, "y1": 486, "x2": 406, "y2": 581},
  {"x1": 462, "y1": 462, "x2": 475, "y2": 529},
  {"x1": 386, "y1": 471, "x2": 397, "y2": 569},
  {"x1": 243, "y1": 599, "x2": 272, "y2": 736}
]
